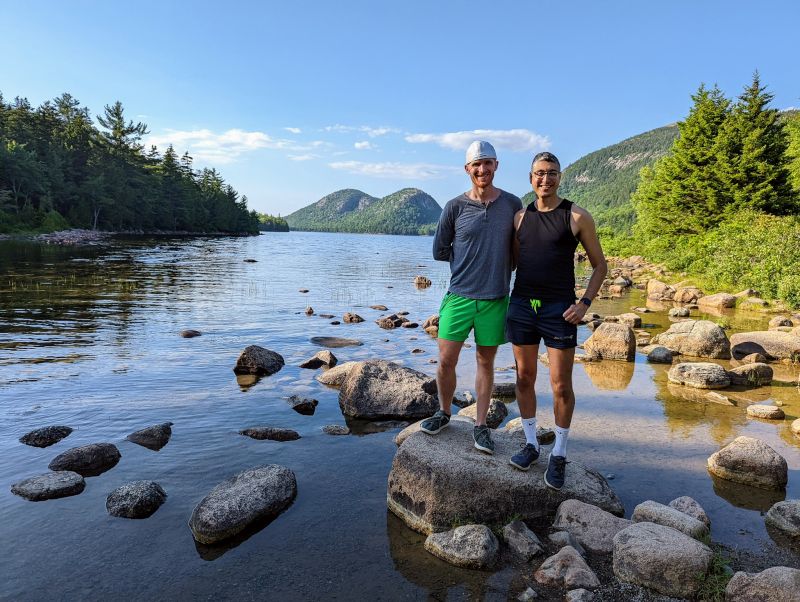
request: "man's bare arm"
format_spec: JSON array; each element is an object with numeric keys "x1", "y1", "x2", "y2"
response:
[
  {"x1": 511, "y1": 208, "x2": 525, "y2": 270},
  {"x1": 563, "y1": 206, "x2": 608, "y2": 324}
]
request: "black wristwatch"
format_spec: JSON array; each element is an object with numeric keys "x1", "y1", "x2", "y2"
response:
[{"x1": 579, "y1": 297, "x2": 592, "y2": 307}]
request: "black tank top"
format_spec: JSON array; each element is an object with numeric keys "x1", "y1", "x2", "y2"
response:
[{"x1": 512, "y1": 199, "x2": 578, "y2": 302}]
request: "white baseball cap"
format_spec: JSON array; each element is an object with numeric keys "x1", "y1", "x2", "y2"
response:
[{"x1": 465, "y1": 140, "x2": 497, "y2": 165}]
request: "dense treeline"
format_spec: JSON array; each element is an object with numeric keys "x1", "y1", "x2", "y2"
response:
[
  {"x1": 257, "y1": 213, "x2": 289, "y2": 231},
  {"x1": 0, "y1": 92, "x2": 259, "y2": 234},
  {"x1": 610, "y1": 74, "x2": 800, "y2": 307}
]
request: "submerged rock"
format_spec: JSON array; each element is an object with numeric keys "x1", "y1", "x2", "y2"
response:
[
  {"x1": 126, "y1": 422, "x2": 173, "y2": 451},
  {"x1": 48, "y1": 443, "x2": 121, "y2": 477},
  {"x1": 188, "y1": 465, "x2": 297, "y2": 544},
  {"x1": 287, "y1": 395, "x2": 318, "y2": 416},
  {"x1": 233, "y1": 345, "x2": 284, "y2": 376},
  {"x1": 707, "y1": 436, "x2": 787, "y2": 490},
  {"x1": 106, "y1": 481, "x2": 167, "y2": 518},
  {"x1": 309, "y1": 336, "x2": 363, "y2": 348},
  {"x1": 11, "y1": 471, "x2": 85, "y2": 501},
  {"x1": 322, "y1": 425, "x2": 350, "y2": 436},
  {"x1": 180, "y1": 329, "x2": 201, "y2": 338},
  {"x1": 423, "y1": 524, "x2": 498, "y2": 569},
  {"x1": 339, "y1": 360, "x2": 437, "y2": 420},
  {"x1": 19, "y1": 425, "x2": 73, "y2": 448},
  {"x1": 387, "y1": 420, "x2": 622, "y2": 535},
  {"x1": 240, "y1": 427, "x2": 300, "y2": 441}
]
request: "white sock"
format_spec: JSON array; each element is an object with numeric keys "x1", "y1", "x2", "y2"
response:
[
  {"x1": 521, "y1": 417, "x2": 540, "y2": 450},
  {"x1": 552, "y1": 426, "x2": 570, "y2": 458}
]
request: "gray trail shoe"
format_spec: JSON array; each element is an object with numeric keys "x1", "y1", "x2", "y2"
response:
[
  {"x1": 473, "y1": 425, "x2": 495, "y2": 455},
  {"x1": 419, "y1": 409, "x2": 450, "y2": 434}
]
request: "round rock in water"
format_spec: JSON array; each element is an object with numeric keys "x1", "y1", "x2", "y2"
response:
[
  {"x1": 309, "y1": 336, "x2": 363, "y2": 348},
  {"x1": 19, "y1": 425, "x2": 73, "y2": 448},
  {"x1": 707, "y1": 436, "x2": 787, "y2": 491},
  {"x1": 746, "y1": 404, "x2": 785, "y2": 420},
  {"x1": 240, "y1": 427, "x2": 300, "y2": 441},
  {"x1": 189, "y1": 465, "x2": 297, "y2": 545},
  {"x1": 322, "y1": 425, "x2": 350, "y2": 436},
  {"x1": 126, "y1": 422, "x2": 173, "y2": 450},
  {"x1": 651, "y1": 319, "x2": 731, "y2": 359},
  {"x1": 765, "y1": 500, "x2": 800, "y2": 542},
  {"x1": 646, "y1": 346, "x2": 673, "y2": 364},
  {"x1": 342, "y1": 312, "x2": 364, "y2": 323},
  {"x1": 668, "y1": 362, "x2": 730, "y2": 389},
  {"x1": 287, "y1": 395, "x2": 318, "y2": 415},
  {"x1": 48, "y1": 442, "x2": 121, "y2": 477},
  {"x1": 180, "y1": 329, "x2": 201, "y2": 338},
  {"x1": 298, "y1": 350, "x2": 337, "y2": 369},
  {"x1": 106, "y1": 481, "x2": 167, "y2": 519},
  {"x1": 233, "y1": 345, "x2": 284, "y2": 376},
  {"x1": 423, "y1": 524, "x2": 498, "y2": 569},
  {"x1": 11, "y1": 471, "x2": 85, "y2": 501}
]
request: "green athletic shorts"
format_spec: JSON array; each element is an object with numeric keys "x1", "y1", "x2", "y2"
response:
[{"x1": 438, "y1": 292, "x2": 509, "y2": 346}]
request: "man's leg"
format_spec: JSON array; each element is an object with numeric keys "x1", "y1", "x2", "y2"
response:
[
  {"x1": 509, "y1": 343, "x2": 542, "y2": 470},
  {"x1": 544, "y1": 346, "x2": 576, "y2": 489},
  {"x1": 474, "y1": 345, "x2": 498, "y2": 426},
  {"x1": 436, "y1": 338, "x2": 464, "y2": 415}
]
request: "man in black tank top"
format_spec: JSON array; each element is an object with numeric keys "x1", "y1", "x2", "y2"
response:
[{"x1": 505, "y1": 152, "x2": 608, "y2": 490}]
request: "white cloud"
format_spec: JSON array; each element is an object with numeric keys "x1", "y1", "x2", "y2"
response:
[
  {"x1": 328, "y1": 161, "x2": 460, "y2": 179},
  {"x1": 405, "y1": 128, "x2": 550, "y2": 153},
  {"x1": 288, "y1": 154, "x2": 318, "y2": 161},
  {"x1": 354, "y1": 141, "x2": 373, "y2": 150},
  {"x1": 145, "y1": 128, "x2": 323, "y2": 164},
  {"x1": 323, "y1": 124, "x2": 399, "y2": 137},
  {"x1": 284, "y1": 127, "x2": 302, "y2": 134}
]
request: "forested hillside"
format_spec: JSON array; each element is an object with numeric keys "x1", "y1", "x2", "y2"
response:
[
  {"x1": 286, "y1": 187, "x2": 441, "y2": 235},
  {"x1": 0, "y1": 92, "x2": 259, "y2": 234}
]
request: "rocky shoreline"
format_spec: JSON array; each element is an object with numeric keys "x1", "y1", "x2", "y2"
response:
[{"x1": 0, "y1": 228, "x2": 257, "y2": 245}]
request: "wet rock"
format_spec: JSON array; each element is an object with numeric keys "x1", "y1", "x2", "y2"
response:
[
  {"x1": 309, "y1": 336, "x2": 362, "y2": 348},
  {"x1": 410, "y1": 348, "x2": 424, "y2": 354},
  {"x1": 180, "y1": 329, "x2": 202, "y2": 338},
  {"x1": 343, "y1": 312, "x2": 364, "y2": 323},
  {"x1": 651, "y1": 319, "x2": 731, "y2": 358},
  {"x1": 769, "y1": 316, "x2": 794, "y2": 329},
  {"x1": 376, "y1": 313, "x2": 409, "y2": 329},
  {"x1": 740, "y1": 352, "x2": 768, "y2": 364},
  {"x1": 19, "y1": 425, "x2": 73, "y2": 448},
  {"x1": 48, "y1": 443, "x2": 121, "y2": 477},
  {"x1": 746, "y1": 404, "x2": 785, "y2": 420},
  {"x1": 668, "y1": 496, "x2": 710, "y2": 529},
  {"x1": 614, "y1": 312, "x2": 642, "y2": 328},
  {"x1": 318, "y1": 314, "x2": 334, "y2": 318},
  {"x1": 646, "y1": 279, "x2": 675, "y2": 301},
  {"x1": 322, "y1": 425, "x2": 350, "y2": 436},
  {"x1": 765, "y1": 500, "x2": 800, "y2": 543},
  {"x1": 329, "y1": 320, "x2": 340, "y2": 325},
  {"x1": 552, "y1": 499, "x2": 632, "y2": 554},
  {"x1": 457, "y1": 399, "x2": 508, "y2": 429},
  {"x1": 106, "y1": 481, "x2": 167, "y2": 519},
  {"x1": 424, "y1": 326, "x2": 439, "y2": 337},
  {"x1": 674, "y1": 286, "x2": 703, "y2": 304},
  {"x1": 298, "y1": 288, "x2": 309, "y2": 293},
  {"x1": 725, "y1": 566, "x2": 800, "y2": 601},
  {"x1": 126, "y1": 422, "x2": 173, "y2": 451},
  {"x1": 668, "y1": 306, "x2": 690, "y2": 317},
  {"x1": 730, "y1": 330, "x2": 800, "y2": 361},
  {"x1": 728, "y1": 362, "x2": 773, "y2": 386},
  {"x1": 422, "y1": 314, "x2": 439, "y2": 330},
  {"x1": 548, "y1": 530, "x2": 586, "y2": 557},
  {"x1": 583, "y1": 322, "x2": 636, "y2": 361},
  {"x1": 299, "y1": 350, "x2": 337, "y2": 369},
  {"x1": 388, "y1": 420, "x2": 623, "y2": 534},
  {"x1": 612, "y1": 522, "x2": 713, "y2": 598},
  {"x1": 240, "y1": 427, "x2": 300, "y2": 441},
  {"x1": 414, "y1": 276, "x2": 432, "y2": 288},
  {"x1": 243, "y1": 258, "x2": 257, "y2": 263},
  {"x1": 339, "y1": 360, "x2": 438, "y2": 420},
  {"x1": 423, "y1": 524, "x2": 498, "y2": 569},
  {"x1": 503, "y1": 519, "x2": 543, "y2": 560},
  {"x1": 233, "y1": 345, "x2": 285, "y2": 376},
  {"x1": 287, "y1": 395, "x2": 318, "y2": 415},
  {"x1": 667, "y1": 362, "x2": 730, "y2": 389},
  {"x1": 492, "y1": 382, "x2": 516, "y2": 398},
  {"x1": 370, "y1": 305, "x2": 388, "y2": 311},
  {"x1": 316, "y1": 361, "x2": 358, "y2": 386},
  {"x1": 402, "y1": 322, "x2": 419, "y2": 329},
  {"x1": 11, "y1": 471, "x2": 85, "y2": 501},
  {"x1": 646, "y1": 346, "x2": 673, "y2": 364},
  {"x1": 304, "y1": 306, "x2": 314, "y2": 315},
  {"x1": 631, "y1": 500, "x2": 708, "y2": 539},
  {"x1": 707, "y1": 436, "x2": 787, "y2": 490},
  {"x1": 534, "y1": 546, "x2": 600, "y2": 590},
  {"x1": 698, "y1": 292, "x2": 736, "y2": 310},
  {"x1": 188, "y1": 465, "x2": 297, "y2": 544}
]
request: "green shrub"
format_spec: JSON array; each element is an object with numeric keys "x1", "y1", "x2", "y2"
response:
[
  {"x1": 777, "y1": 274, "x2": 800, "y2": 308},
  {"x1": 40, "y1": 210, "x2": 71, "y2": 233}
]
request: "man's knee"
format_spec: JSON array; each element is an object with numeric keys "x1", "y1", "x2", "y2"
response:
[
  {"x1": 475, "y1": 346, "x2": 497, "y2": 369},
  {"x1": 516, "y1": 367, "x2": 537, "y2": 390},
  {"x1": 551, "y1": 379, "x2": 574, "y2": 402}
]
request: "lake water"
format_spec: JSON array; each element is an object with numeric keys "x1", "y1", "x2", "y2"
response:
[{"x1": 1, "y1": 231, "x2": 798, "y2": 600}]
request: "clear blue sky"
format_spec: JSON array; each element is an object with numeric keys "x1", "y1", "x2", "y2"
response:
[{"x1": 2, "y1": 1, "x2": 798, "y2": 215}]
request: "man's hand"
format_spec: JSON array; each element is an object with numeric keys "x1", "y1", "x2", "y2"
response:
[{"x1": 562, "y1": 302, "x2": 588, "y2": 325}]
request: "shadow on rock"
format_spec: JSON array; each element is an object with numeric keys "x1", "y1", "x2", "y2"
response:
[{"x1": 345, "y1": 416, "x2": 411, "y2": 436}]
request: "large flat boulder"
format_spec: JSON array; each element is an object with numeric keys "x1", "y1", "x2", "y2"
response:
[
  {"x1": 188, "y1": 465, "x2": 296, "y2": 544},
  {"x1": 651, "y1": 320, "x2": 731, "y2": 359},
  {"x1": 707, "y1": 436, "x2": 787, "y2": 491},
  {"x1": 725, "y1": 566, "x2": 800, "y2": 601},
  {"x1": 552, "y1": 499, "x2": 631, "y2": 554},
  {"x1": 730, "y1": 331, "x2": 800, "y2": 361},
  {"x1": 387, "y1": 420, "x2": 623, "y2": 534},
  {"x1": 631, "y1": 500, "x2": 708, "y2": 539},
  {"x1": 583, "y1": 322, "x2": 636, "y2": 361},
  {"x1": 11, "y1": 471, "x2": 85, "y2": 501},
  {"x1": 728, "y1": 363, "x2": 773, "y2": 387},
  {"x1": 698, "y1": 292, "x2": 736, "y2": 310},
  {"x1": 667, "y1": 362, "x2": 730, "y2": 389},
  {"x1": 48, "y1": 443, "x2": 121, "y2": 477},
  {"x1": 613, "y1": 522, "x2": 713, "y2": 598},
  {"x1": 339, "y1": 360, "x2": 438, "y2": 420},
  {"x1": 19, "y1": 425, "x2": 73, "y2": 448}
]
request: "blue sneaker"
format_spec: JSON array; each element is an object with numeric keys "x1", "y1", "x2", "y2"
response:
[
  {"x1": 509, "y1": 443, "x2": 540, "y2": 471},
  {"x1": 544, "y1": 453, "x2": 568, "y2": 490},
  {"x1": 420, "y1": 409, "x2": 450, "y2": 434}
]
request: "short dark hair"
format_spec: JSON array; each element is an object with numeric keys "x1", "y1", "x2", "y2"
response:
[{"x1": 530, "y1": 152, "x2": 561, "y2": 171}]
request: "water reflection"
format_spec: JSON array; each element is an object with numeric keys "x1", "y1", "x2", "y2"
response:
[
  {"x1": 710, "y1": 473, "x2": 786, "y2": 512},
  {"x1": 581, "y1": 360, "x2": 635, "y2": 390}
]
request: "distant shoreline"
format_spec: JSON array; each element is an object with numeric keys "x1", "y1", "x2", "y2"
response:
[{"x1": 0, "y1": 229, "x2": 258, "y2": 245}]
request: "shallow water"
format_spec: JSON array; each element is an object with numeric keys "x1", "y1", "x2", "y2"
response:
[{"x1": 1, "y1": 232, "x2": 798, "y2": 600}]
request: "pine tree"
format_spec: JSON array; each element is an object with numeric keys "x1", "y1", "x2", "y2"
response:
[{"x1": 712, "y1": 72, "x2": 797, "y2": 216}]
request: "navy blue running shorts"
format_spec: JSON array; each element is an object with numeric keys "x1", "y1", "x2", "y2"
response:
[{"x1": 505, "y1": 295, "x2": 577, "y2": 349}]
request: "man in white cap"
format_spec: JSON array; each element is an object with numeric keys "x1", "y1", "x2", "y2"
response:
[{"x1": 420, "y1": 141, "x2": 522, "y2": 455}]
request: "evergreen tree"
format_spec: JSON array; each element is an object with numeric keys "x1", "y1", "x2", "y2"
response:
[{"x1": 712, "y1": 72, "x2": 797, "y2": 216}]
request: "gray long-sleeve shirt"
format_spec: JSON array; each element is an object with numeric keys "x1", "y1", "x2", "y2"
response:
[{"x1": 432, "y1": 190, "x2": 522, "y2": 299}]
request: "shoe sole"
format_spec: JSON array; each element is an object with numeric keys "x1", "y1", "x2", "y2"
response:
[
  {"x1": 420, "y1": 421, "x2": 449, "y2": 435},
  {"x1": 474, "y1": 441, "x2": 494, "y2": 455},
  {"x1": 543, "y1": 453, "x2": 565, "y2": 490},
  {"x1": 509, "y1": 458, "x2": 536, "y2": 471}
]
